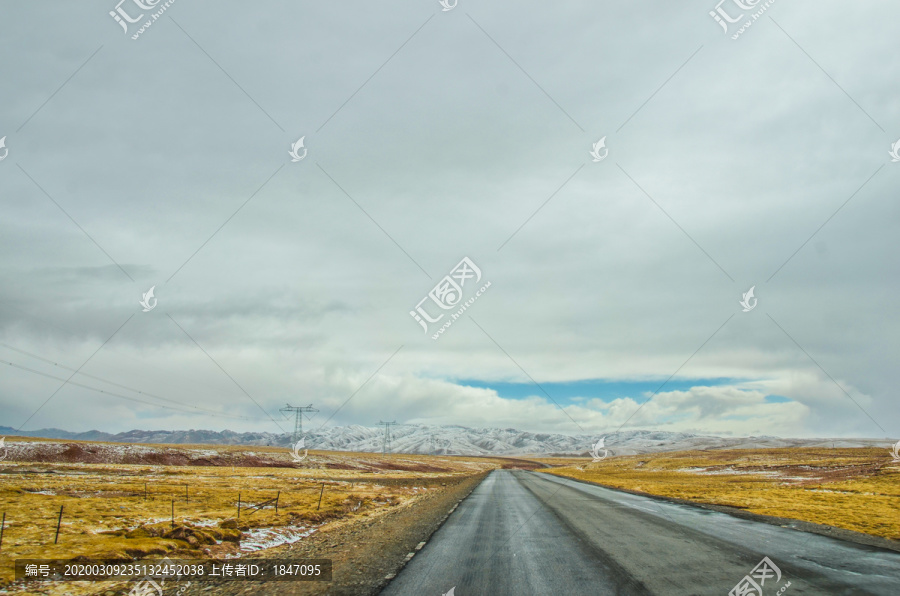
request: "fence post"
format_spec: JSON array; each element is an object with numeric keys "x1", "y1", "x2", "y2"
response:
[
  {"x1": 0, "y1": 512, "x2": 5, "y2": 553},
  {"x1": 237, "y1": 493, "x2": 241, "y2": 521},
  {"x1": 144, "y1": 482, "x2": 147, "y2": 500},
  {"x1": 171, "y1": 499, "x2": 175, "y2": 528},
  {"x1": 54, "y1": 505, "x2": 64, "y2": 544},
  {"x1": 317, "y1": 483, "x2": 325, "y2": 511},
  {"x1": 275, "y1": 491, "x2": 280, "y2": 514},
  {"x1": 185, "y1": 484, "x2": 189, "y2": 504}
]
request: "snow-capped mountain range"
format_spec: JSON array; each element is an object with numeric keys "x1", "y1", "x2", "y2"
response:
[{"x1": 0, "y1": 424, "x2": 885, "y2": 456}]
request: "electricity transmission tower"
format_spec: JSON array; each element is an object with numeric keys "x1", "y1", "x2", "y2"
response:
[
  {"x1": 280, "y1": 403, "x2": 318, "y2": 443},
  {"x1": 378, "y1": 421, "x2": 397, "y2": 456}
]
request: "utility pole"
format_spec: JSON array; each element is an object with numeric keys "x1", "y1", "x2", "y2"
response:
[
  {"x1": 430, "y1": 433, "x2": 438, "y2": 455},
  {"x1": 280, "y1": 404, "x2": 318, "y2": 444},
  {"x1": 377, "y1": 421, "x2": 397, "y2": 456}
]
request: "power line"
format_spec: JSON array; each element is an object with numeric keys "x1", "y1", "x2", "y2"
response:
[
  {"x1": 0, "y1": 307, "x2": 253, "y2": 401},
  {"x1": 1, "y1": 358, "x2": 263, "y2": 422},
  {"x1": 0, "y1": 341, "x2": 265, "y2": 421}
]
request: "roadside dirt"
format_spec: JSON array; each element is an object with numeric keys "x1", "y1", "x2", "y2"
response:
[{"x1": 171, "y1": 472, "x2": 488, "y2": 596}]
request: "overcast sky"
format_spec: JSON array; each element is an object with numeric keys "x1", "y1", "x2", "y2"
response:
[{"x1": 1, "y1": 0, "x2": 898, "y2": 439}]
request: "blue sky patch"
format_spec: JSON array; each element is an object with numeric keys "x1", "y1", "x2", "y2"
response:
[{"x1": 454, "y1": 378, "x2": 742, "y2": 405}]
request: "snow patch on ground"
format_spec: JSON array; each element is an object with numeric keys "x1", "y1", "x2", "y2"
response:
[
  {"x1": 679, "y1": 467, "x2": 779, "y2": 476},
  {"x1": 236, "y1": 526, "x2": 316, "y2": 554},
  {"x1": 183, "y1": 518, "x2": 219, "y2": 527},
  {"x1": 680, "y1": 467, "x2": 821, "y2": 482}
]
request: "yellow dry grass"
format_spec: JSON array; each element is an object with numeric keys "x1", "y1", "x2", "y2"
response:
[
  {"x1": 541, "y1": 447, "x2": 900, "y2": 541},
  {"x1": 0, "y1": 439, "x2": 500, "y2": 594}
]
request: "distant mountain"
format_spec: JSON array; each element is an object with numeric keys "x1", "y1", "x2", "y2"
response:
[{"x1": 0, "y1": 425, "x2": 887, "y2": 456}]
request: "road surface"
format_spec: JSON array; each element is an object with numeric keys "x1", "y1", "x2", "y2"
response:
[{"x1": 380, "y1": 469, "x2": 900, "y2": 595}]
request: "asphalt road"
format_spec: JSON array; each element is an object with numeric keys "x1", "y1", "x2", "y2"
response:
[{"x1": 380, "y1": 469, "x2": 900, "y2": 596}]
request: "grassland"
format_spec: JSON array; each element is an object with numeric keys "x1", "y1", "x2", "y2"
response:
[
  {"x1": 541, "y1": 447, "x2": 900, "y2": 541},
  {"x1": 4, "y1": 438, "x2": 897, "y2": 594},
  {"x1": 0, "y1": 437, "x2": 501, "y2": 594}
]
